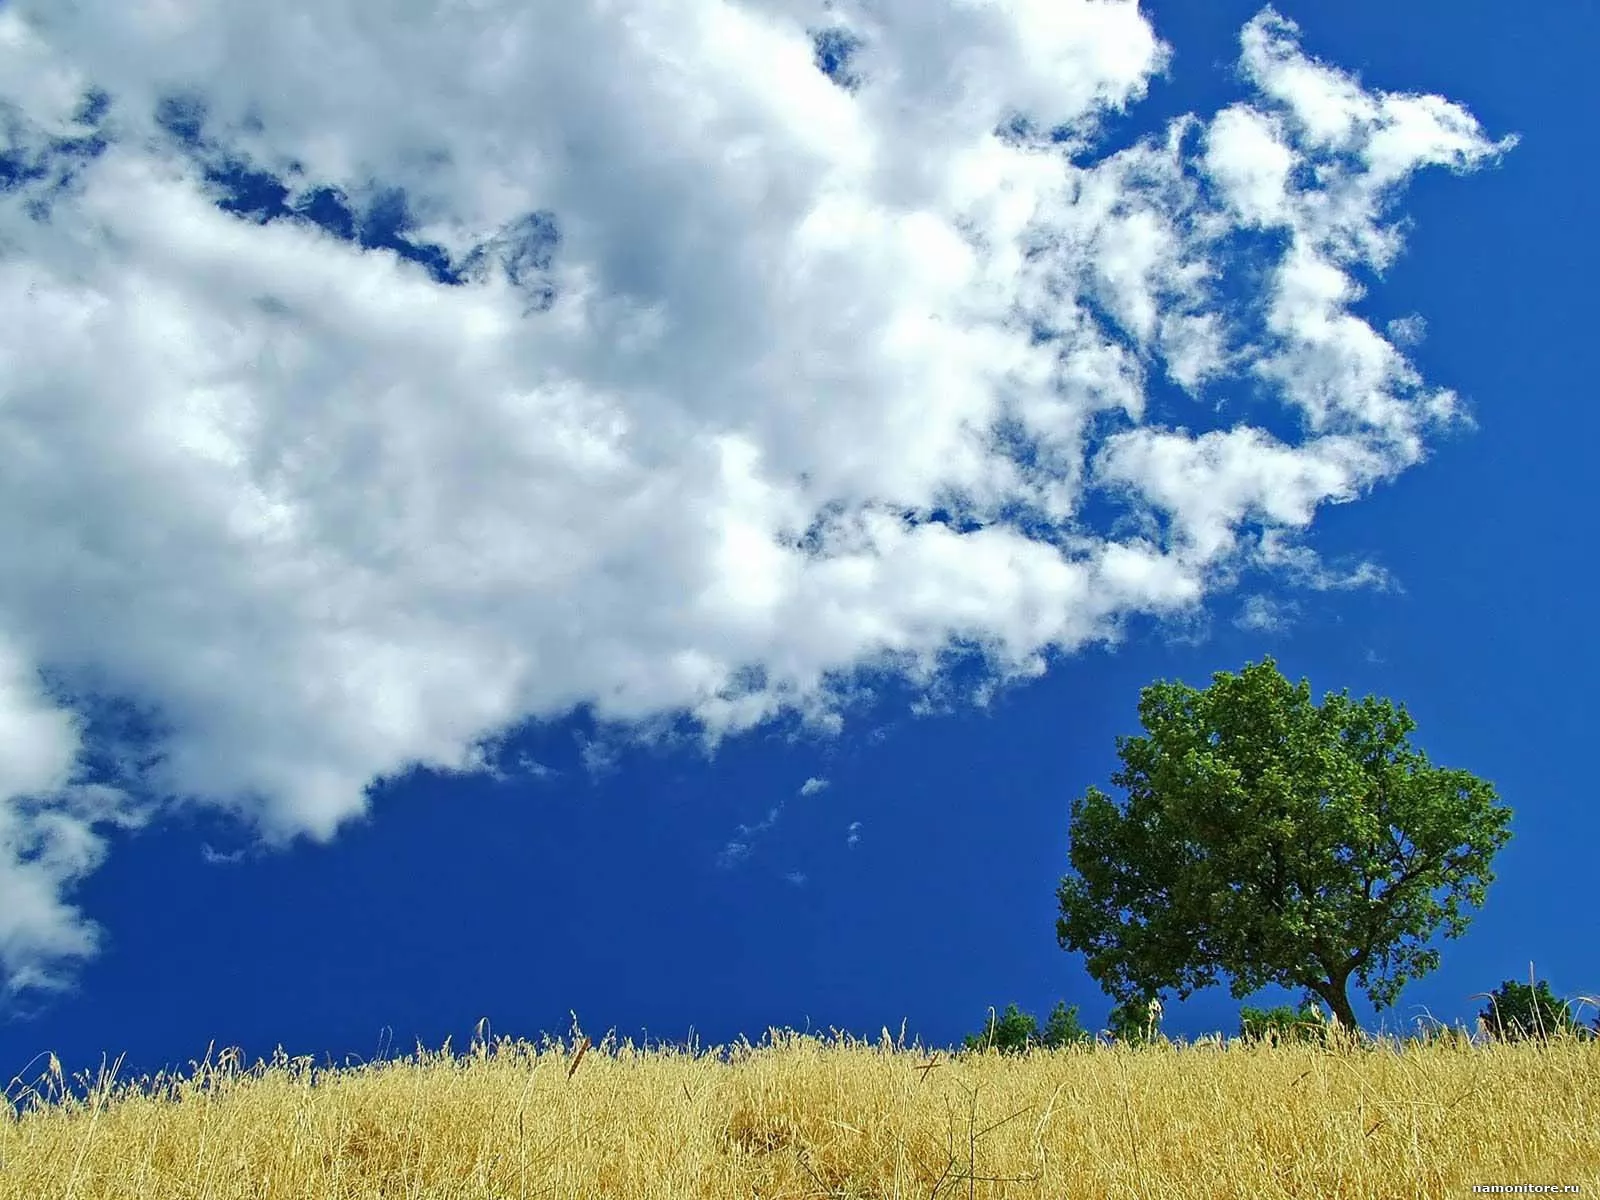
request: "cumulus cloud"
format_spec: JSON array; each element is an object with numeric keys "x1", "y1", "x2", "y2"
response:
[
  {"x1": 0, "y1": 1, "x2": 1512, "y2": 1004},
  {"x1": 0, "y1": 638, "x2": 147, "y2": 1008},
  {"x1": 799, "y1": 777, "x2": 829, "y2": 797}
]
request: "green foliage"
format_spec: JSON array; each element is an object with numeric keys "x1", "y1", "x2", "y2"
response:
[
  {"x1": 961, "y1": 1003, "x2": 1036, "y2": 1055},
  {"x1": 1477, "y1": 979, "x2": 1594, "y2": 1043},
  {"x1": 1238, "y1": 1003, "x2": 1329, "y2": 1047},
  {"x1": 1054, "y1": 657, "x2": 1514, "y2": 1033},
  {"x1": 961, "y1": 1000, "x2": 1094, "y2": 1055},
  {"x1": 1104, "y1": 996, "x2": 1164, "y2": 1047},
  {"x1": 1039, "y1": 999, "x2": 1096, "y2": 1048}
]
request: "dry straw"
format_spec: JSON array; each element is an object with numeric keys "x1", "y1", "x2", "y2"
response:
[{"x1": 2, "y1": 1010, "x2": 1595, "y2": 1198}]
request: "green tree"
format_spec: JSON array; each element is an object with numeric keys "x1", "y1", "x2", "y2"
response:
[
  {"x1": 1039, "y1": 999, "x2": 1095, "y2": 1048},
  {"x1": 1476, "y1": 979, "x2": 1593, "y2": 1043},
  {"x1": 961, "y1": 1000, "x2": 1094, "y2": 1054},
  {"x1": 1055, "y1": 658, "x2": 1513, "y2": 1033},
  {"x1": 961, "y1": 1002, "x2": 1040, "y2": 1055}
]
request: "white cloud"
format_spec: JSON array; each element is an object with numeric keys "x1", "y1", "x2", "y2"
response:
[
  {"x1": 783, "y1": 870, "x2": 807, "y2": 887},
  {"x1": 846, "y1": 821, "x2": 863, "y2": 849},
  {"x1": 1234, "y1": 594, "x2": 1299, "y2": 634},
  {"x1": 1254, "y1": 530, "x2": 1397, "y2": 593},
  {"x1": 716, "y1": 840, "x2": 753, "y2": 870},
  {"x1": 575, "y1": 732, "x2": 622, "y2": 782},
  {"x1": 1205, "y1": 105, "x2": 1296, "y2": 228},
  {"x1": 716, "y1": 772, "x2": 824, "y2": 868},
  {"x1": 717, "y1": 802, "x2": 785, "y2": 869},
  {"x1": 0, "y1": 637, "x2": 147, "y2": 1006},
  {"x1": 0, "y1": 1, "x2": 1511, "y2": 1004},
  {"x1": 1386, "y1": 314, "x2": 1427, "y2": 347},
  {"x1": 512, "y1": 755, "x2": 559, "y2": 782}
]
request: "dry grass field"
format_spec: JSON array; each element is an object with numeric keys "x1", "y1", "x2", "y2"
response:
[{"x1": 3, "y1": 1016, "x2": 1596, "y2": 1199}]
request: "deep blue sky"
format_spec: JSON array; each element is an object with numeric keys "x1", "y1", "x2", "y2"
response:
[{"x1": 2, "y1": 0, "x2": 1595, "y2": 1096}]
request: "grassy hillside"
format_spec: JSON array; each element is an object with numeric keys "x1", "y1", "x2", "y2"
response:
[{"x1": 3, "y1": 1020, "x2": 1596, "y2": 1198}]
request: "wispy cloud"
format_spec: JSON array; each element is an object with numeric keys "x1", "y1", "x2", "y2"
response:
[
  {"x1": 515, "y1": 755, "x2": 558, "y2": 782},
  {"x1": 845, "y1": 821, "x2": 863, "y2": 849},
  {"x1": 783, "y1": 871, "x2": 807, "y2": 887},
  {"x1": 716, "y1": 840, "x2": 753, "y2": 870},
  {"x1": 1256, "y1": 533, "x2": 1399, "y2": 593},
  {"x1": 477, "y1": 744, "x2": 560, "y2": 786},
  {"x1": 1234, "y1": 594, "x2": 1299, "y2": 634},
  {"x1": 0, "y1": 1, "x2": 1512, "y2": 1003},
  {"x1": 717, "y1": 804, "x2": 785, "y2": 870},
  {"x1": 1386, "y1": 315, "x2": 1428, "y2": 347},
  {"x1": 718, "y1": 772, "x2": 828, "y2": 867},
  {"x1": 575, "y1": 733, "x2": 621, "y2": 782}
]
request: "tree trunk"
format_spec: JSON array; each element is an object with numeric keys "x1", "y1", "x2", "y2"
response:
[{"x1": 1311, "y1": 978, "x2": 1359, "y2": 1034}]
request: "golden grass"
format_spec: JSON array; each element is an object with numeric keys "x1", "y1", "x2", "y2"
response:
[{"x1": 3, "y1": 1015, "x2": 1596, "y2": 1199}]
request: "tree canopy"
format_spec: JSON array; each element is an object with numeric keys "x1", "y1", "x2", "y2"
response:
[
  {"x1": 1054, "y1": 657, "x2": 1513, "y2": 1031},
  {"x1": 959, "y1": 1000, "x2": 1094, "y2": 1054},
  {"x1": 1476, "y1": 978, "x2": 1597, "y2": 1043}
]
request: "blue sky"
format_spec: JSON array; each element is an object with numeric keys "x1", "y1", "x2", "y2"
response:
[{"x1": 1, "y1": 0, "x2": 1593, "y2": 1093}]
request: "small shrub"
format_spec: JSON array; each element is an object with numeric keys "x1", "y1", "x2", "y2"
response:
[
  {"x1": 1105, "y1": 996, "x2": 1164, "y2": 1047},
  {"x1": 1238, "y1": 1004, "x2": 1329, "y2": 1047},
  {"x1": 1476, "y1": 979, "x2": 1593, "y2": 1044},
  {"x1": 961, "y1": 1003, "x2": 1037, "y2": 1055},
  {"x1": 1039, "y1": 1000, "x2": 1095, "y2": 1049},
  {"x1": 962, "y1": 1000, "x2": 1095, "y2": 1055}
]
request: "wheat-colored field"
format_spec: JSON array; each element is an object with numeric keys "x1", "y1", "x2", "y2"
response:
[{"x1": 3, "y1": 1018, "x2": 1596, "y2": 1199}]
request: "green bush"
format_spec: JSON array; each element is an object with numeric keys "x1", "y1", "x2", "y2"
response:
[
  {"x1": 1039, "y1": 999, "x2": 1096, "y2": 1048},
  {"x1": 1476, "y1": 979, "x2": 1593, "y2": 1043},
  {"x1": 1105, "y1": 996, "x2": 1164, "y2": 1047},
  {"x1": 1238, "y1": 1003, "x2": 1329, "y2": 1046},
  {"x1": 961, "y1": 1000, "x2": 1094, "y2": 1054}
]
